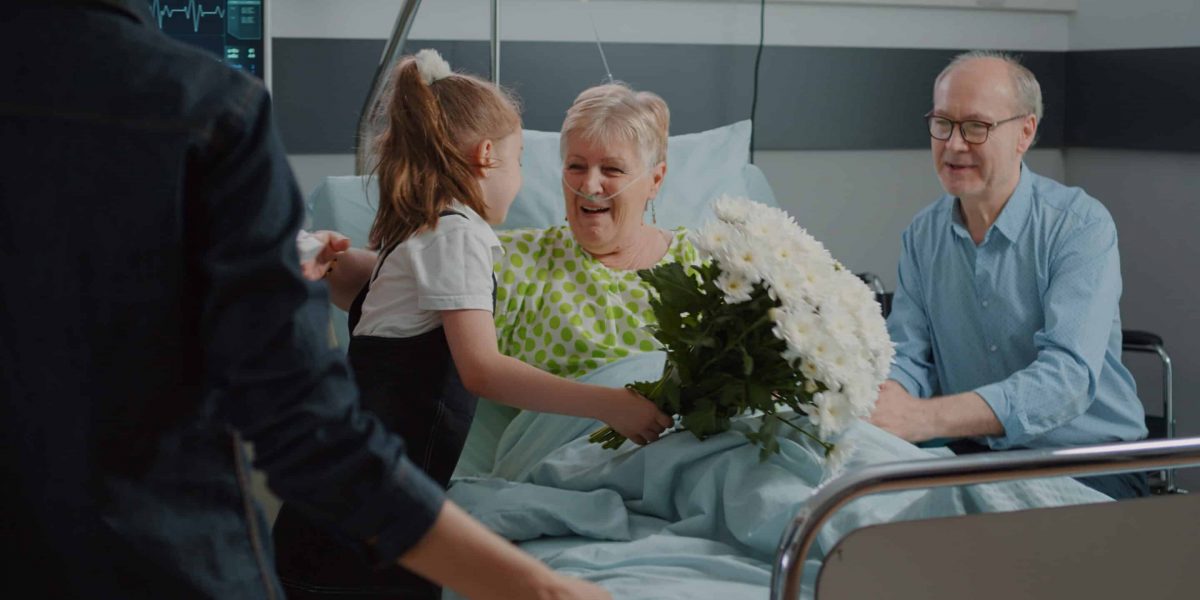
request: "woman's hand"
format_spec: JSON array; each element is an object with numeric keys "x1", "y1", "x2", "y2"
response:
[
  {"x1": 299, "y1": 230, "x2": 351, "y2": 282},
  {"x1": 599, "y1": 388, "x2": 673, "y2": 445}
]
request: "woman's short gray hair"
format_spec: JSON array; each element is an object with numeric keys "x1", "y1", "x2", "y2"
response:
[
  {"x1": 936, "y1": 50, "x2": 1043, "y2": 122},
  {"x1": 560, "y1": 82, "x2": 670, "y2": 169}
]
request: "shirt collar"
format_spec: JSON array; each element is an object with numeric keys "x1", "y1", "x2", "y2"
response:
[
  {"x1": 448, "y1": 201, "x2": 502, "y2": 250},
  {"x1": 949, "y1": 162, "x2": 1034, "y2": 244}
]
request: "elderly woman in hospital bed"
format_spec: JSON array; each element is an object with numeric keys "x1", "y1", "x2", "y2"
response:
[{"x1": 308, "y1": 83, "x2": 1112, "y2": 600}]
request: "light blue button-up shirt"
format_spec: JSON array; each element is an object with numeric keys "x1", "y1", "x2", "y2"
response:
[{"x1": 887, "y1": 165, "x2": 1146, "y2": 449}]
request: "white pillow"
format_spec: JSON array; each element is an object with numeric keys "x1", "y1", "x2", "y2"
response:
[
  {"x1": 308, "y1": 120, "x2": 777, "y2": 245},
  {"x1": 306, "y1": 121, "x2": 779, "y2": 351},
  {"x1": 502, "y1": 119, "x2": 778, "y2": 231}
]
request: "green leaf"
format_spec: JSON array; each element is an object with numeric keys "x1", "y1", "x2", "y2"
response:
[
  {"x1": 681, "y1": 397, "x2": 719, "y2": 439},
  {"x1": 660, "y1": 374, "x2": 682, "y2": 414},
  {"x1": 629, "y1": 379, "x2": 659, "y2": 402},
  {"x1": 758, "y1": 383, "x2": 780, "y2": 411},
  {"x1": 741, "y1": 347, "x2": 754, "y2": 376},
  {"x1": 639, "y1": 263, "x2": 705, "y2": 310}
]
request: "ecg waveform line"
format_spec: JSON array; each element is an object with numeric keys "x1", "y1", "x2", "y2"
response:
[{"x1": 149, "y1": 1, "x2": 226, "y2": 34}]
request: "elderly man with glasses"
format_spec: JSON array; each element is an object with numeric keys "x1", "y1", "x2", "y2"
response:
[{"x1": 868, "y1": 51, "x2": 1150, "y2": 500}]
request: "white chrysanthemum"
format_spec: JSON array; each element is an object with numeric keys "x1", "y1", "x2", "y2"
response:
[
  {"x1": 765, "y1": 270, "x2": 796, "y2": 302},
  {"x1": 414, "y1": 48, "x2": 452, "y2": 84},
  {"x1": 729, "y1": 245, "x2": 764, "y2": 280},
  {"x1": 814, "y1": 391, "x2": 854, "y2": 439},
  {"x1": 822, "y1": 437, "x2": 856, "y2": 480},
  {"x1": 744, "y1": 212, "x2": 782, "y2": 240},
  {"x1": 716, "y1": 270, "x2": 754, "y2": 303},
  {"x1": 713, "y1": 194, "x2": 752, "y2": 224},
  {"x1": 696, "y1": 219, "x2": 739, "y2": 259},
  {"x1": 841, "y1": 381, "x2": 878, "y2": 418}
]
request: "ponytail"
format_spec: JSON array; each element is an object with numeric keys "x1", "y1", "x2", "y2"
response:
[{"x1": 369, "y1": 55, "x2": 520, "y2": 250}]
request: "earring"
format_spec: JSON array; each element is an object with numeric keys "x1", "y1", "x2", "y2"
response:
[{"x1": 651, "y1": 200, "x2": 657, "y2": 225}]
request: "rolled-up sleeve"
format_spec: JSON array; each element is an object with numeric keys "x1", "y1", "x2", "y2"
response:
[
  {"x1": 975, "y1": 216, "x2": 1121, "y2": 449},
  {"x1": 887, "y1": 227, "x2": 939, "y2": 398},
  {"x1": 195, "y1": 85, "x2": 443, "y2": 562}
]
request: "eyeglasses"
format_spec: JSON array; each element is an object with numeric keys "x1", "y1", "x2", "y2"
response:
[{"x1": 925, "y1": 112, "x2": 1029, "y2": 145}]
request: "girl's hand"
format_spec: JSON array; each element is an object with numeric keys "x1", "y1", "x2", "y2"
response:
[
  {"x1": 300, "y1": 230, "x2": 351, "y2": 281},
  {"x1": 599, "y1": 388, "x2": 673, "y2": 445}
]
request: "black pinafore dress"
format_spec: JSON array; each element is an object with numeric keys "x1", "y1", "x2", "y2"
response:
[{"x1": 273, "y1": 211, "x2": 492, "y2": 599}]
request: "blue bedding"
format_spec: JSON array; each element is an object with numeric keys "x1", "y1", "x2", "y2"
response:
[{"x1": 446, "y1": 352, "x2": 1109, "y2": 599}]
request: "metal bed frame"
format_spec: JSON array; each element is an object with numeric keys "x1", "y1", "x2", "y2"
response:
[{"x1": 771, "y1": 437, "x2": 1200, "y2": 599}]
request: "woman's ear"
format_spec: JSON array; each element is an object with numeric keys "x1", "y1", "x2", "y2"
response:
[
  {"x1": 473, "y1": 139, "x2": 496, "y2": 177},
  {"x1": 649, "y1": 161, "x2": 667, "y2": 197}
]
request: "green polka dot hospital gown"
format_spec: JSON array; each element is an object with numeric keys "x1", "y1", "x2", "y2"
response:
[{"x1": 494, "y1": 226, "x2": 700, "y2": 378}]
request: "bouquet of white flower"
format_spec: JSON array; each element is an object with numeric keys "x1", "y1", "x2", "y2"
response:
[{"x1": 589, "y1": 196, "x2": 894, "y2": 467}]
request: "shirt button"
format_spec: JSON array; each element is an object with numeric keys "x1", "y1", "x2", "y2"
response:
[
  {"x1": 989, "y1": 345, "x2": 998, "y2": 352},
  {"x1": 981, "y1": 300, "x2": 989, "y2": 308}
]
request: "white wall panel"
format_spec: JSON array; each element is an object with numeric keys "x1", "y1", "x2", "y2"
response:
[{"x1": 273, "y1": 0, "x2": 1070, "y2": 50}]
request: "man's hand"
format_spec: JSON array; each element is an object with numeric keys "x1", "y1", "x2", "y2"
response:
[
  {"x1": 299, "y1": 230, "x2": 351, "y2": 281},
  {"x1": 869, "y1": 380, "x2": 935, "y2": 443}
]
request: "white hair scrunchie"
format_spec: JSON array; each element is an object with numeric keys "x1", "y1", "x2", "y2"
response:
[{"x1": 414, "y1": 49, "x2": 452, "y2": 85}]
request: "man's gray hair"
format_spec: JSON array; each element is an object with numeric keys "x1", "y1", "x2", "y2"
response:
[{"x1": 936, "y1": 50, "x2": 1044, "y2": 122}]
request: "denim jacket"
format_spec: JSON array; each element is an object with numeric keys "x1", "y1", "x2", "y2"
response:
[{"x1": 0, "y1": 2, "x2": 445, "y2": 597}]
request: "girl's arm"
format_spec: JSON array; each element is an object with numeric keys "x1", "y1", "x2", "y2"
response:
[
  {"x1": 442, "y1": 309, "x2": 672, "y2": 445},
  {"x1": 324, "y1": 247, "x2": 378, "y2": 311},
  {"x1": 299, "y1": 230, "x2": 379, "y2": 311}
]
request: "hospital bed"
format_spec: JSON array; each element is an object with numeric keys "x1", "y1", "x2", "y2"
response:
[
  {"x1": 308, "y1": 125, "x2": 1200, "y2": 598},
  {"x1": 295, "y1": 1, "x2": 1200, "y2": 597}
]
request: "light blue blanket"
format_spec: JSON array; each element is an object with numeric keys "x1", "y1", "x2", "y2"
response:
[{"x1": 447, "y1": 352, "x2": 1109, "y2": 599}]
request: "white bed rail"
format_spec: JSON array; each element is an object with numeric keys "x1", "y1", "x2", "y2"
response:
[{"x1": 770, "y1": 436, "x2": 1200, "y2": 600}]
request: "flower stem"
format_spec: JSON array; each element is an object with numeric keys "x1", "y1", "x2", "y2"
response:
[
  {"x1": 640, "y1": 363, "x2": 674, "y2": 404},
  {"x1": 698, "y1": 313, "x2": 773, "y2": 374},
  {"x1": 771, "y1": 413, "x2": 833, "y2": 454}
]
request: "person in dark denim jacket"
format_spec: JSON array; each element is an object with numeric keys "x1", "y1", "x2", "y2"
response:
[{"x1": 0, "y1": 2, "x2": 608, "y2": 598}]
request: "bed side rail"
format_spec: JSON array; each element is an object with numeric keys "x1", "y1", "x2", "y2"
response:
[{"x1": 770, "y1": 437, "x2": 1200, "y2": 600}]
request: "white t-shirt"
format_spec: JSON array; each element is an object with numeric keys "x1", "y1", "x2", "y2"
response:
[{"x1": 353, "y1": 203, "x2": 502, "y2": 338}]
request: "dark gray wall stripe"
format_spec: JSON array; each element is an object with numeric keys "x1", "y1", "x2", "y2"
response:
[
  {"x1": 273, "y1": 38, "x2": 1074, "y2": 154},
  {"x1": 1066, "y1": 47, "x2": 1200, "y2": 153}
]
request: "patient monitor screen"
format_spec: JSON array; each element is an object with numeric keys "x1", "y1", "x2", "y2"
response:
[{"x1": 148, "y1": 1, "x2": 265, "y2": 79}]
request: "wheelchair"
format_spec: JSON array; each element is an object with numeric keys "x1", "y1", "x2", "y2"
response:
[
  {"x1": 1122, "y1": 330, "x2": 1181, "y2": 494},
  {"x1": 855, "y1": 272, "x2": 1182, "y2": 495}
]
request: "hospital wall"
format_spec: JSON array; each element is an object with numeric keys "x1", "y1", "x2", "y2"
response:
[
  {"x1": 274, "y1": 0, "x2": 1076, "y2": 284},
  {"x1": 271, "y1": 0, "x2": 1199, "y2": 490}
]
